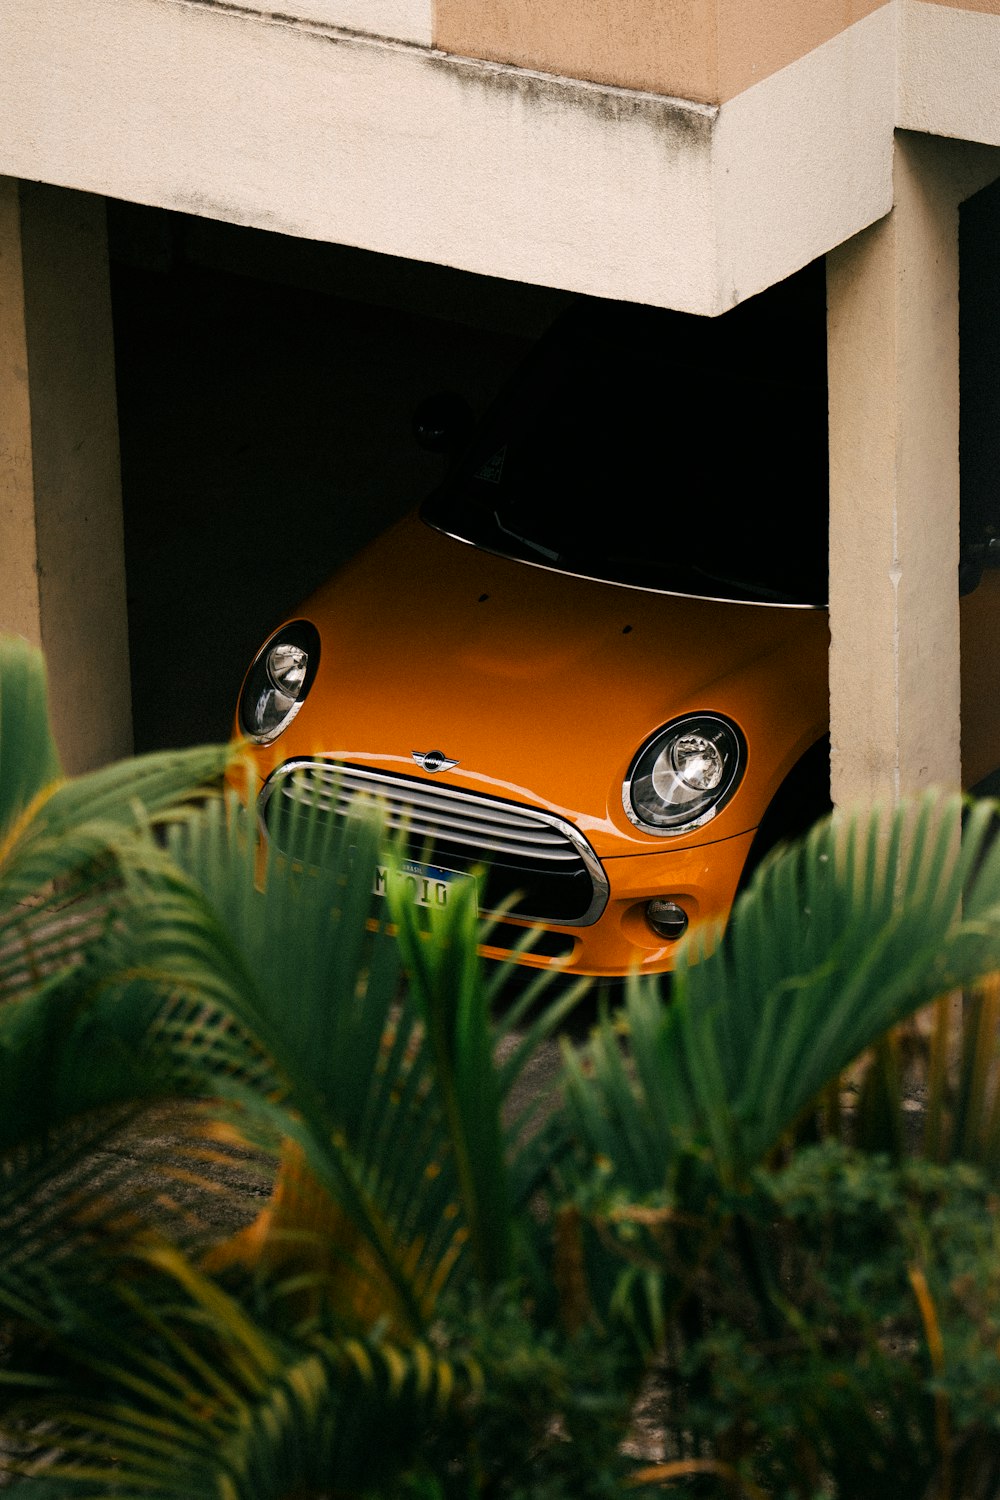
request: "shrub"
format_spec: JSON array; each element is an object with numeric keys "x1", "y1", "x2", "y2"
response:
[{"x1": 3, "y1": 634, "x2": 1000, "y2": 1497}]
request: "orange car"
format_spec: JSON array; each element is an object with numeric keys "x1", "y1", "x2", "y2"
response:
[{"x1": 233, "y1": 300, "x2": 1000, "y2": 976}]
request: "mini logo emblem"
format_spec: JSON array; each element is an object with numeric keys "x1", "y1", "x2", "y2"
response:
[{"x1": 412, "y1": 749, "x2": 459, "y2": 774}]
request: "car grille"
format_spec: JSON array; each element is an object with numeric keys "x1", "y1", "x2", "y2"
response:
[{"x1": 258, "y1": 760, "x2": 609, "y2": 926}]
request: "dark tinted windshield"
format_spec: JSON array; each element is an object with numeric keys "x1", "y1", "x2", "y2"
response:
[{"x1": 423, "y1": 298, "x2": 829, "y2": 606}]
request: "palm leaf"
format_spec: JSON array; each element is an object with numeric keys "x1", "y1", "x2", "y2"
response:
[
  {"x1": 564, "y1": 794, "x2": 1000, "y2": 1196},
  {"x1": 2, "y1": 1241, "x2": 478, "y2": 1500},
  {"x1": 386, "y1": 872, "x2": 514, "y2": 1289},
  {"x1": 140, "y1": 794, "x2": 476, "y2": 1332},
  {"x1": 0, "y1": 636, "x2": 61, "y2": 838},
  {"x1": 0, "y1": 637, "x2": 234, "y2": 1018},
  {"x1": 0, "y1": 747, "x2": 232, "y2": 983},
  {"x1": 153, "y1": 783, "x2": 576, "y2": 1313}
]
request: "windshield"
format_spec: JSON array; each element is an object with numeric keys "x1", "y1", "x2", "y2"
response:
[{"x1": 423, "y1": 301, "x2": 829, "y2": 607}]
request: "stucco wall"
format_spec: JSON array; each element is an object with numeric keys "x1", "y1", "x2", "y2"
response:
[
  {"x1": 240, "y1": 0, "x2": 432, "y2": 43},
  {"x1": 0, "y1": 0, "x2": 897, "y2": 318},
  {"x1": 900, "y1": 0, "x2": 1000, "y2": 145},
  {"x1": 915, "y1": 0, "x2": 1000, "y2": 12},
  {"x1": 433, "y1": 0, "x2": 888, "y2": 106},
  {"x1": 0, "y1": 181, "x2": 131, "y2": 772},
  {"x1": 0, "y1": 0, "x2": 995, "y2": 326}
]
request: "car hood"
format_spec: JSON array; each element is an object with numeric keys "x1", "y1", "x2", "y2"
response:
[{"x1": 263, "y1": 514, "x2": 830, "y2": 854}]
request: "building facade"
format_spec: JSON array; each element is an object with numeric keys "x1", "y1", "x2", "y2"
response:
[{"x1": 1, "y1": 0, "x2": 999, "y2": 797}]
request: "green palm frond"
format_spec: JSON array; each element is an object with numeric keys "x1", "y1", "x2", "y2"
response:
[
  {"x1": 0, "y1": 746, "x2": 569, "y2": 1373},
  {"x1": 0, "y1": 1097, "x2": 270, "y2": 1332},
  {"x1": 0, "y1": 636, "x2": 574, "y2": 1351},
  {"x1": 150, "y1": 797, "x2": 453, "y2": 1331},
  {"x1": 1, "y1": 629, "x2": 234, "y2": 1022},
  {"x1": 564, "y1": 794, "x2": 1000, "y2": 1195},
  {"x1": 0, "y1": 876, "x2": 275, "y2": 1326},
  {"x1": 160, "y1": 791, "x2": 398, "y2": 1112},
  {"x1": 855, "y1": 976, "x2": 1000, "y2": 1171},
  {"x1": 0, "y1": 637, "x2": 257, "y2": 1356},
  {"x1": 2, "y1": 1244, "x2": 478, "y2": 1500},
  {"x1": 0, "y1": 746, "x2": 232, "y2": 1004},
  {"x1": 387, "y1": 875, "x2": 513, "y2": 1288},
  {"x1": 0, "y1": 636, "x2": 61, "y2": 836},
  {"x1": 141, "y1": 788, "x2": 578, "y2": 1323}
]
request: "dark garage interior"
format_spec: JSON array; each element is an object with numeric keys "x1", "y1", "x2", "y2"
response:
[
  {"x1": 108, "y1": 184, "x2": 1000, "y2": 759},
  {"x1": 108, "y1": 204, "x2": 571, "y2": 752}
]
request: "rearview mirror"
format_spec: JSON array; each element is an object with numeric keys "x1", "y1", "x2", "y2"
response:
[{"x1": 413, "y1": 392, "x2": 474, "y2": 454}]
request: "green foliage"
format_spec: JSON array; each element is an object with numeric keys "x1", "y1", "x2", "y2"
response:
[
  {"x1": 0, "y1": 636, "x2": 61, "y2": 833},
  {"x1": 644, "y1": 1145, "x2": 1000, "y2": 1499},
  {"x1": 4, "y1": 633, "x2": 1000, "y2": 1497},
  {"x1": 2, "y1": 1245, "x2": 479, "y2": 1500},
  {"x1": 561, "y1": 795, "x2": 1000, "y2": 1201},
  {"x1": 0, "y1": 634, "x2": 236, "y2": 1343}
]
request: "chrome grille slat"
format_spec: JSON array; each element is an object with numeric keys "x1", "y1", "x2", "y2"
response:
[
  {"x1": 293, "y1": 767, "x2": 559, "y2": 835},
  {"x1": 276, "y1": 781, "x2": 576, "y2": 857},
  {"x1": 259, "y1": 759, "x2": 610, "y2": 927},
  {"x1": 286, "y1": 805, "x2": 580, "y2": 861},
  {"x1": 277, "y1": 769, "x2": 572, "y2": 859}
]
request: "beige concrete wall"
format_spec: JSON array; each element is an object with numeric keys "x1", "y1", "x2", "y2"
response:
[
  {"x1": 0, "y1": 180, "x2": 131, "y2": 773},
  {"x1": 826, "y1": 135, "x2": 1000, "y2": 808},
  {"x1": 714, "y1": 6, "x2": 895, "y2": 306},
  {"x1": 0, "y1": 185, "x2": 41, "y2": 651},
  {"x1": 432, "y1": 0, "x2": 719, "y2": 103},
  {"x1": 0, "y1": 0, "x2": 996, "y2": 330},
  {"x1": 716, "y1": 0, "x2": 887, "y2": 100},
  {"x1": 0, "y1": 0, "x2": 898, "y2": 319},
  {"x1": 900, "y1": 0, "x2": 1000, "y2": 146},
  {"x1": 239, "y1": 0, "x2": 432, "y2": 43},
  {"x1": 433, "y1": 0, "x2": 887, "y2": 106},
  {"x1": 914, "y1": 0, "x2": 1000, "y2": 12}
]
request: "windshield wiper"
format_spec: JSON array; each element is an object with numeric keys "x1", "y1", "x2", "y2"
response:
[
  {"x1": 688, "y1": 563, "x2": 811, "y2": 605},
  {"x1": 493, "y1": 510, "x2": 561, "y2": 562}
]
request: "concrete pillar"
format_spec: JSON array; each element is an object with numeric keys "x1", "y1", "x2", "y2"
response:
[
  {"x1": 0, "y1": 179, "x2": 131, "y2": 773},
  {"x1": 826, "y1": 134, "x2": 1000, "y2": 809}
]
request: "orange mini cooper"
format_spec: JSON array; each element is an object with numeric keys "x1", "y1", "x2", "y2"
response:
[{"x1": 233, "y1": 300, "x2": 1000, "y2": 976}]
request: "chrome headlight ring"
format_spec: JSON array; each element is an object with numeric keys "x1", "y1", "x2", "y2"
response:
[
  {"x1": 623, "y1": 712, "x2": 746, "y2": 836},
  {"x1": 238, "y1": 620, "x2": 321, "y2": 745}
]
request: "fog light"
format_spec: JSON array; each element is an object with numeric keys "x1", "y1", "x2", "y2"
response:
[{"x1": 645, "y1": 899, "x2": 689, "y2": 941}]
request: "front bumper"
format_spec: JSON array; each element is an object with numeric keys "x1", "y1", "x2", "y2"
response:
[
  {"x1": 247, "y1": 754, "x2": 756, "y2": 978},
  {"x1": 476, "y1": 828, "x2": 756, "y2": 976}
]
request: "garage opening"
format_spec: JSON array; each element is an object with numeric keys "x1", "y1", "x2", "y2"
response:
[
  {"x1": 108, "y1": 205, "x2": 568, "y2": 751},
  {"x1": 108, "y1": 205, "x2": 827, "y2": 754},
  {"x1": 960, "y1": 173, "x2": 1000, "y2": 795}
]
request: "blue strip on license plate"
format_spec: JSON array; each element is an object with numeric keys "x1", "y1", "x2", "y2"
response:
[{"x1": 373, "y1": 859, "x2": 473, "y2": 911}]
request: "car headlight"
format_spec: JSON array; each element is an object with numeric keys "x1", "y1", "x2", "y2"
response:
[
  {"x1": 623, "y1": 713, "x2": 745, "y2": 835},
  {"x1": 238, "y1": 621, "x2": 320, "y2": 745}
]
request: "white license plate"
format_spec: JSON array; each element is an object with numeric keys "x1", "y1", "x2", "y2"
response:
[{"x1": 373, "y1": 859, "x2": 474, "y2": 911}]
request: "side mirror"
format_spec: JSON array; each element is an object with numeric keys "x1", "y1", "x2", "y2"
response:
[
  {"x1": 960, "y1": 552, "x2": 984, "y2": 597},
  {"x1": 959, "y1": 522, "x2": 1000, "y2": 595},
  {"x1": 413, "y1": 392, "x2": 474, "y2": 455}
]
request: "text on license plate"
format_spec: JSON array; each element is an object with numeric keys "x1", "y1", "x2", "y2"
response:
[{"x1": 373, "y1": 859, "x2": 472, "y2": 911}]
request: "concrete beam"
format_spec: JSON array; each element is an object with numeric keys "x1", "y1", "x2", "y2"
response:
[
  {"x1": 900, "y1": 0, "x2": 1000, "y2": 149},
  {"x1": 434, "y1": 0, "x2": 887, "y2": 108},
  {"x1": 0, "y1": 0, "x2": 893, "y2": 317}
]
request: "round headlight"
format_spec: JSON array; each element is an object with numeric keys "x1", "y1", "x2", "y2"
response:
[
  {"x1": 238, "y1": 621, "x2": 320, "y2": 745},
  {"x1": 267, "y1": 642, "x2": 308, "y2": 697},
  {"x1": 624, "y1": 713, "x2": 745, "y2": 835},
  {"x1": 668, "y1": 733, "x2": 725, "y2": 792}
]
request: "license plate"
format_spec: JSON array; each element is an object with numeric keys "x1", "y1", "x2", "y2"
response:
[{"x1": 373, "y1": 859, "x2": 474, "y2": 912}]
